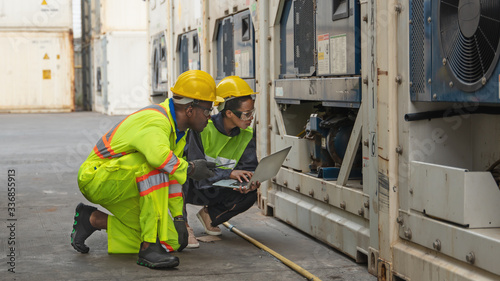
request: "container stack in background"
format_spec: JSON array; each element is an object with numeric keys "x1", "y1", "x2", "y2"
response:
[
  {"x1": 81, "y1": 0, "x2": 150, "y2": 115},
  {"x1": 0, "y1": 0, "x2": 74, "y2": 113}
]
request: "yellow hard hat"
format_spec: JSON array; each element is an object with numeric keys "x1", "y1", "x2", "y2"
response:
[
  {"x1": 171, "y1": 70, "x2": 224, "y2": 103},
  {"x1": 216, "y1": 76, "x2": 259, "y2": 105}
]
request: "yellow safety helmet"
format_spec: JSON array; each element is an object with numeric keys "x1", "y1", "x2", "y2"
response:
[
  {"x1": 215, "y1": 76, "x2": 259, "y2": 106},
  {"x1": 171, "y1": 70, "x2": 224, "y2": 103}
]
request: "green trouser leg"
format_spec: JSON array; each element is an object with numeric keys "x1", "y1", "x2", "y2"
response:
[{"x1": 78, "y1": 153, "x2": 181, "y2": 254}]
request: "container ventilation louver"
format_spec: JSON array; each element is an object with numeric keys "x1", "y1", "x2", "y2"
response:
[{"x1": 439, "y1": 0, "x2": 500, "y2": 92}]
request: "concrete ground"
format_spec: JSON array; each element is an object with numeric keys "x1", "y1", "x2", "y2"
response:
[{"x1": 0, "y1": 112, "x2": 376, "y2": 281}]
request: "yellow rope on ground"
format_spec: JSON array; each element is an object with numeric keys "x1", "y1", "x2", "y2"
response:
[{"x1": 223, "y1": 222, "x2": 322, "y2": 281}]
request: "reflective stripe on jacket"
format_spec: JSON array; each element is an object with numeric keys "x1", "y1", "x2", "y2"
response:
[
  {"x1": 79, "y1": 98, "x2": 189, "y2": 186},
  {"x1": 200, "y1": 119, "x2": 253, "y2": 169}
]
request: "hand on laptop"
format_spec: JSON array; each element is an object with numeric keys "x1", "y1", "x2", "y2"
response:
[
  {"x1": 229, "y1": 170, "x2": 253, "y2": 183},
  {"x1": 235, "y1": 181, "x2": 260, "y2": 194}
]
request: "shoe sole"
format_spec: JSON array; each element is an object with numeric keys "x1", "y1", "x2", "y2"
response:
[
  {"x1": 137, "y1": 257, "x2": 179, "y2": 268},
  {"x1": 196, "y1": 212, "x2": 222, "y2": 236},
  {"x1": 186, "y1": 243, "x2": 200, "y2": 248}
]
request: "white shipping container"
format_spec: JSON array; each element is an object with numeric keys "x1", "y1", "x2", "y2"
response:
[
  {"x1": 91, "y1": 0, "x2": 147, "y2": 37},
  {"x1": 0, "y1": 31, "x2": 74, "y2": 112},
  {"x1": 0, "y1": 0, "x2": 72, "y2": 30},
  {"x1": 92, "y1": 31, "x2": 151, "y2": 115}
]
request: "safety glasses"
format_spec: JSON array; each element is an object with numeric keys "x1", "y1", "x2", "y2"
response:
[
  {"x1": 192, "y1": 103, "x2": 213, "y2": 117},
  {"x1": 231, "y1": 108, "x2": 256, "y2": 121}
]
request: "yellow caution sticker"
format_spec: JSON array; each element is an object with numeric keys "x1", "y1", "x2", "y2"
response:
[
  {"x1": 43, "y1": 53, "x2": 49, "y2": 60},
  {"x1": 43, "y1": 70, "x2": 51, "y2": 79},
  {"x1": 56, "y1": 55, "x2": 60, "y2": 59},
  {"x1": 42, "y1": 0, "x2": 47, "y2": 5}
]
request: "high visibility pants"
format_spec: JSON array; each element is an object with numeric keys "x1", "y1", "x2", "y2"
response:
[{"x1": 78, "y1": 153, "x2": 183, "y2": 253}]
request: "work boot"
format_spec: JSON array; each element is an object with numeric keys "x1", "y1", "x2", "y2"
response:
[
  {"x1": 186, "y1": 226, "x2": 199, "y2": 249},
  {"x1": 196, "y1": 207, "x2": 222, "y2": 236},
  {"x1": 70, "y1": 203, "x2": 99, "y2": 253},
  {"x1": 137, "y1": 241, "x2": 180, "y2": 269}
]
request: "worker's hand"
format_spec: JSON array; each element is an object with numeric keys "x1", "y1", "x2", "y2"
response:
[
  {"x1": 187, "y1": 159, "x2": 216, "y2": 180},
  {"x1": 235, "y1": 180, "x2": 260, "y2": 194},
  {"x1": 229, "y1": 170, "x2": 253, "y2": 183},
  {"x1": 173, "y1": 216, "x2": 188, "y2": 252}
]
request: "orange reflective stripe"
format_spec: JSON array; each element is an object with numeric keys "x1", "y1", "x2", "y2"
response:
[
  {"x1": 170, "y1": 161, "x2": 180, "y2": 175},
  {"x1": 93, "y1": 145, "x2": 106, "y2": 159},
  {"x1": 101, "y1": 135, "x2": 118, "y2": 158},
  {"x1": 160, "y1": 241, "x2": 174, "y2": 252},
  {"x1": 159, "y1": 151, "x2": 181, "y2": 174},
  {"x1": 139, "y1": 182, "x2": 169, "y2": 197},
  {"x1": 108, "y1": 118, "x2": 127, "y2": 143},
  {"x1": 92, "y1": 105, "x2": 171, "y2": 160},
  {"x1": 136, "y1": 169, "x2": 162, "y2": 183},
  {"x1": 159, "y1": 151, "x2": 174, "y2": 170},
  {"x1": 168, "y1": 192, "x2": 182, "y2": 198},
  {"x1": 136, "y1": 169, "x2": 179, "y2": 196}
]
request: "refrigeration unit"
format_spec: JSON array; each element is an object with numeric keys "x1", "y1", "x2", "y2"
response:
[
  {"x1": 275, "y1": 0, "x2": 362, "y2": 179},
  {"x1": 394, "y1": 1, "x2": 500, "y2": 278},
  {"x1": 215, "y1": 9, "x2": 256, "y2": 89},
  {"x1": 410, "y1": 0, "x2": 500, "y2": 103},
  {"x1": 177, "y1": 30, "x2": 201, "y2": 74},
  {"x1": 151, "y1": 31, "x2": 169, "y2": 95},
  {"x1": 267, "y1": 0, "x2": 370, "y2": 264}
]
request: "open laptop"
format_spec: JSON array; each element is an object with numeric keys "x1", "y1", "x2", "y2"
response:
[{"x1": 213, "y1": 146, "x2": 292, "y2": 188}]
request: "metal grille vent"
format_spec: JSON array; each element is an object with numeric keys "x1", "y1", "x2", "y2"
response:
[
  {"x1": 440, "y1": 0, "x2": 500, "y2": 92},
  {"x1": 294, "y1": 0, "x2": 315, "y2": 75},
  {"x1": 410, "y1": 0, "x2": 425, "y2": 96},
  {"x1": 223, "y1": 19, "x2": 234, "y2": 76},
  {"x1": 180, "y1": 35, "x2": 189, "y2": 73}
]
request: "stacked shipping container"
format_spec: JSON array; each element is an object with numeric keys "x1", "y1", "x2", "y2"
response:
[
  {"x1": 0, "y1": 0, "x2": 74, "y2": 113},
  {"x1": 82, "y1": 0, "x2": 149, "y2": 115}
]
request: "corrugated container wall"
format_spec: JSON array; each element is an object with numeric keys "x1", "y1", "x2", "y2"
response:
[{"x1": 0, "y1": 0, "x2": 75, "y2": 113}]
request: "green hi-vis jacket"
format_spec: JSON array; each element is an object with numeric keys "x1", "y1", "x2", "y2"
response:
[
  {"x1": 200, "y1": 119, "x2": 253, "y2": 169},
  {"x1": 77, "y1": 98, "x2": 188, "y2": 251}
]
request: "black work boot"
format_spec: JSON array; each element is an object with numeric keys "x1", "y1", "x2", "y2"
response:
[
  {"x1": 137, "y1": 240, "x2": 180, "y2": 269},
  {"x1": 70, "y1": 203, "x2": 99, "y2": 253}
]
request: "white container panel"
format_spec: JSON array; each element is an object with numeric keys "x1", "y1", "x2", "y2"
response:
[
  {"x1": 106, "y1": 32, "x2": 151, "y2": 115},
  {"x1": 99, "y1": 0, "x2": 148, "y2": 33},
  {"x1": 173, "y1": 0, "x2": 202, "y2": 34},
  {"x1": 93, "y1": 32, "x2": 151, "y2": 115},
  {"x1": 0, "y1": 31, "x2": 74, "y2": 112},
  {"x1": 148, "y1": 0, "x2": 168, "y2": 35},
  {"x1": 92, "y1": 36, "x2": 106, "y2": 113},
  {"x1": 0, "y1": 0, "x2": 72, "y2": 30}
]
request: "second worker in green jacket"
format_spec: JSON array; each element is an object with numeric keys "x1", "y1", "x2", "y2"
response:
[{"x1": 182, "y1": 76, "x2": 260, "y2": 248}]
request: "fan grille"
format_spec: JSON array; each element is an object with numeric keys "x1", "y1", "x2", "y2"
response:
[
  {"x1": 439, "y1": 0, "x2": 500, "y2": 92},
  {"x1": 410, "y1": 0, "x2": 426, "y2": 96}
]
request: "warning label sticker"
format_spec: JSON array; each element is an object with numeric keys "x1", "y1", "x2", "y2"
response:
[
  {"x1": 241, "y1": 51, "x2": 250, "y2": 77},
  {"x1": 41, "y1": 0, "x2": 59, "y2": 12},
  {"x1": 235, "y1": 50, "x2": 242, "y2": 77},
  {"x1": 330, "y1": 34, "x2": 347, "y2": 74},
  {"x1": 43, "y1": 53, "x2": 49, "y2": 60},
  {"x1": 317, "y1": 34, "x2": 330, "y2": 75},
  {"x1": 43, "y1": 70, "x2": 51, "y2": 79}
]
